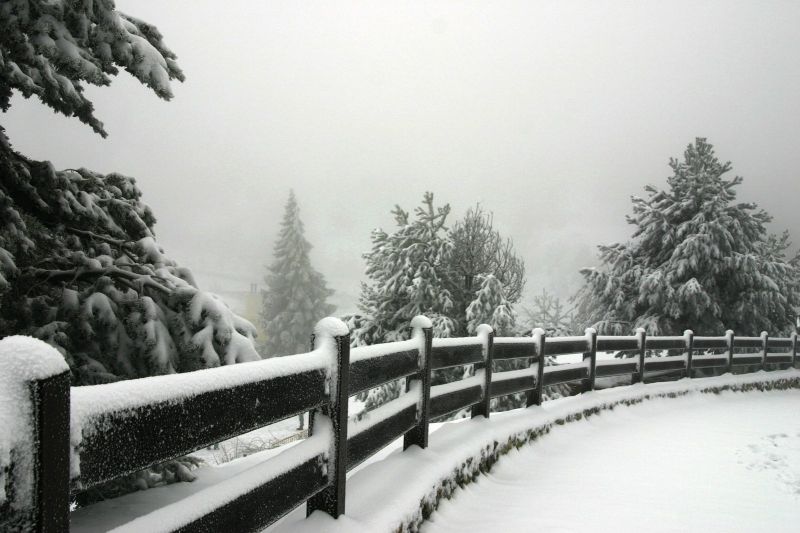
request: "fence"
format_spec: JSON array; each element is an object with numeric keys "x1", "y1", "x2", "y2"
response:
[{"x1": 2, "y1": 318, "x2": 798, "y2": 532}]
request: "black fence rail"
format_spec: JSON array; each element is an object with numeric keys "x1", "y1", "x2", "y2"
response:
[{"x1": 2, "y1": 319, "x2": 798, "y2": 532}]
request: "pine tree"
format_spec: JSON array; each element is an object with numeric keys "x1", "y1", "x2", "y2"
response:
[
  {"x1": 577, "y1": 138, "x2": 800, "y2": 336},
  {"x1": 1, "y1": 0, "x2": 260, "y2": 500},
  {"x1": 347, "y1": 194, "x2": 531, "y2": 414},
  {"x1": 0, "y1": 0, "x2": 184, "y2": 137},
  {"x1": 465, "y1": 274, "x2": 516, "y2": 335},
  {"x1": 0, "y1": 2, "x2": 261, "y2": 384},
  {"x1": 350, "y1": 192, "x2": 457, "y2": 344},
  {"x1": 259, "y1": 191, "x2": 335, "y2": 358}
]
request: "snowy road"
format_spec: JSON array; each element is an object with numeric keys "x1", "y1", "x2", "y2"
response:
[{"x1": 421, "y1": 390, "x2": 800, "y2": 533}]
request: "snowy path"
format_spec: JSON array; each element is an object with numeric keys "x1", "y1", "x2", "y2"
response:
[{"x1": 421, "y1": 391, "x2": 800, "y2": 533}]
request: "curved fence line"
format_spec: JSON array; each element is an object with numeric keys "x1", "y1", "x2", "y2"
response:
[{"x1": 2, "y1": 321, "x2": 798, "y2": 532}]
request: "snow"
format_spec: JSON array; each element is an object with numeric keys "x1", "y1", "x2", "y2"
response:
[
  {"x1": 102, "y1": 417, "x2": 332, "y2": 533},
  {"x1": 0, "y1": 336, "x2": 69, "y2": 506},
  {"x1": 431, "y1": 338, "x2": 482, "y2": 348},
  {"x1": 313, "y1": 317, "x2": 349, "y2": 341},
  {"x1": 268, "y1": 369, "x2": 800, "y2": 533},
  {"x1": 645, "y1": 353, "x2": 686, "y2": 365},
  {"x1": 546, "y1": 334, "x2": 591, "y2": 345},
  {"x1": 67, "y1": 370, "x2": 800, "y2": 533},
  {"x1": 70, "y1": 349, "x2": 330, "y2": 477},
  {"x1": 410, "y1": 315, "x2": 433, "y2": 330},
  {"x1": 430, "y1": 371, "x2": 485, "y2": 399},
  {"x1": 543, "y1": 360, "x2": 588, "y2": 374},
  {"x1": 491, "y1": 366, "x2": 537, "y2": 383},
  {"x1": 348, "y1": 382, "x2": 421, "y2": 439},
  {"x1": 190, "y1": 416, "x2": 308, "y2": 466},
  {"x1": 422, "y1": 391, "x2": 800, "y2": 533},
  {"x1": 494, "y1": 337, "x2": 535, "y2": 344},
  {"x1": 350, "y1": 339, "x2": 418, "y2": 364}
]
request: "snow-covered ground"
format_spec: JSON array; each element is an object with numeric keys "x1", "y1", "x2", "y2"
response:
[{"x1": 422, "y1": 390, "x2": 800, "y2": 533}]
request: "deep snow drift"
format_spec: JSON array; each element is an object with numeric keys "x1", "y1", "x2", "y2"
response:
[{"x1": 422, "y1": 390, "x2": 800, "y2": 533}]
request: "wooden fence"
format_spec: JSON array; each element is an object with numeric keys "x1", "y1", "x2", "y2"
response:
[{"x1": 2, "y1": 318, "x2": 798, "y2": 532}]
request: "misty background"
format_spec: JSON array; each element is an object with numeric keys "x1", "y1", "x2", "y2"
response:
[{"x1": 3, "y1": 0, "x2": 799, "y2": 315}]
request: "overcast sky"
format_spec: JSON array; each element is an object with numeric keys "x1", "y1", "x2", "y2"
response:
[{"x1": 3, "y1": 0, "x2": 799, "y2": 313}]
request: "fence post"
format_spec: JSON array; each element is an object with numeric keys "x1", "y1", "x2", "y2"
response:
[
  {"x1": 725, "y1": 330, "x2": 735, "y2": 374},
  {"x1": 471, "y1": 324, "x2": 494, "y2": 420},
  {"x1": 404, "y1": 316, "x2": 433, "y2": 450},
  {"x1": 635, "y1": 328, "x2": 647, "y2": 384},
  {"x1": 581, "y1": 328, "x2": 597, "y2": 393},
  {"x1": 307, "y1": 318, "x2": 350, "y2": 518},
  {"x1": 0, "y1": 337, "x2": 70, "y2": 533},
  {"x1": 792, "y1": 331, "x2": 798, "y2": 368},
  {"x1": 528, "y1": 328, "x2": 546, "y2": 407},
  {"x1": 684, "y1": 329, "x2": 694, "y2": 378},
  {"x1": 760, "y1": 331, "x2": 768, "y2": 371}
]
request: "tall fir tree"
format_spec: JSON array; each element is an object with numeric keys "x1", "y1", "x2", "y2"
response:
[
  {"x1": 260, "y1": 191, "x2": 335, "y2": 358},
  {"x1": 577, "y1": 138, "x2": 800, "y2": 336}
]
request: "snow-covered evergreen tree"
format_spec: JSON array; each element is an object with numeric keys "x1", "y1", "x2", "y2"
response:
[
  {"x1": 349, "y1": 192, "x2": 457, "y2": 344},
  {"x1": 347, "y1": 194, "x2": 531, "y2": 413},
  {"x1": 577, "y1": 138, "x2": 800, "y2": 336},
  {"x1": 0, "y1": 2, "x2": 261, "y2": 384},
  {"x1": 465, "y1": 274, "x2": 516, "y2": 335},
  {"x1": 0, "y1": 0, "x2": 184, "y2": 137},
  {"x1": 0, "y1": 0, "x2": 260, "y2": 501},
  {"x1": 259, "y1": 191, "x2": 335, "y2": 357}
]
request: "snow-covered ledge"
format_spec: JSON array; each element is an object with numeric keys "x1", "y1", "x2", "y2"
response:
[{"x1": 272, "y1": 369, "x2": 800, "y2": 533}]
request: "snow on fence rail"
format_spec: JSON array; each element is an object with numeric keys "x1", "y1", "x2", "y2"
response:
[{"x1": 1, "y1": 322, "x2": 798, "y2": 532}]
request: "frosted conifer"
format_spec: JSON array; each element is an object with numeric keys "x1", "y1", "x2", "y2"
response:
[
  {"x1": 577, "y1": 138, "x2": 800, "y2": 336},
  {"x1": 0, "y1": 0, "x2": 260, "y2": 501},
  {"x1": 0, "y1": 2, "x2": 261, "y2": 385},
  {"x1": 259, "y1": 192, "x2": 335, "y2": 357},
  {"x1": 465, "y1": 274, "x2": 516, "y2": 335},
  {"x1": 350, "y1": 192, "x2": 457, "y2": 344}
]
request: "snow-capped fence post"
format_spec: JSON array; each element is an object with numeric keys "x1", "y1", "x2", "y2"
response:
[
  {"x1": 527, "y1": 329, "x2": 546, "y2": 407},
  {"x1": 471, "y1": 324, "x2": 494, "y2": 420},
  {"x1": 760, "y1": 331, "x2": 769, "y2": 371},
  {"x1": 635, "y1": 328, "x2": 647, "y2": 383},
  {"x1": 725, "y1": 330, "x2": 735, "y2": 374},
  {"x1": 684, "y1": 330, "x2": 694, "y2": 378},
  {"x1": 306, "y1": 318, "x2": 350, "y2": 519},
  {"x1": 0, "y1": 337, "x2": 71, "y2": 533},
  {"x1": 581, "y1": 328, "x2": 598, "y2": 393},
  {"x1": 404, "y1": 316, "x2": 433, "y2": 450},
  {"x1": 792, "y1": 332, "x2": 798, "y2": 368}
]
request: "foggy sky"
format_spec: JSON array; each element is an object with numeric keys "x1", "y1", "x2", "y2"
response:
[{"x1": 3, "y1": 0, "x2": 799, "y2": 313}]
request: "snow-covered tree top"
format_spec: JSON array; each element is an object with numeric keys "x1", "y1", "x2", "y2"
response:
[{"x1": 0, "y1": 0, "x2": 185, "y2": 136}]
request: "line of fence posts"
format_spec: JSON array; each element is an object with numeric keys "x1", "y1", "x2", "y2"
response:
[{"x1": 7, "y1": 320, "x2": 800, "y2": 531}]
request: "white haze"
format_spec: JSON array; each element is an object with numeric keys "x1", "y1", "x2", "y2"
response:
[{"x1": 3, "y1": 0, "x2": 799, "y2": 314}]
